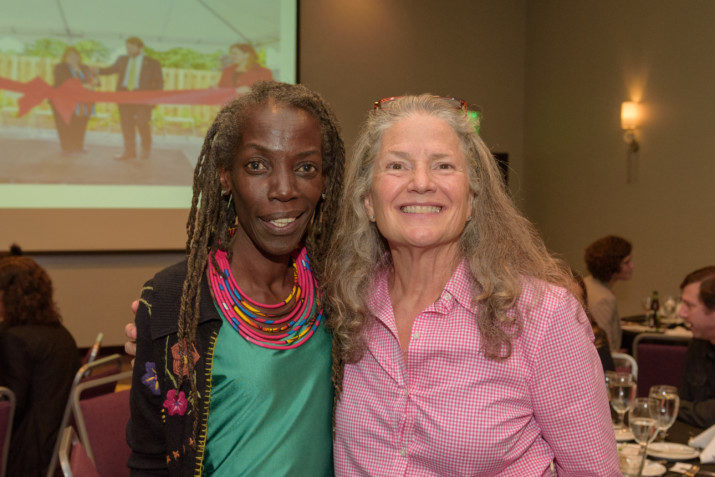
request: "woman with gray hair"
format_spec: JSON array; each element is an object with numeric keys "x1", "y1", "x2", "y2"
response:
[{"x1": 325, "y1": 95, "x2": 618, "y2": 475}]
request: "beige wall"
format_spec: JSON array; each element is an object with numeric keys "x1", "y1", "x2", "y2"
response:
[
  {"x1": 299, "y1": 0, "x2": 527, "y2": 190},
  {"x1": 34, "y1": 0, "x2": 528, "y2": 346},
  {"x1": 34, "y1": 253, "x2": 184, "y2": 347},
  {"x1": 15, "y1": 1, "x2": 714, "y2": 345},
  {"x1": 523, "y1": 0, "x2": 715, "y2": 315}
]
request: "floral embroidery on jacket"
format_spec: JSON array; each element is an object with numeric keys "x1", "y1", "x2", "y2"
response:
[
  {"x1": 141, "y1": 361, "x2": 161, "y2": 395},
  {"x1": 171, "y1": 341, "x2": 200, "y2": 377},
  {"x1": 163, "y1": 389, "x2": 188, "y2": 416}
]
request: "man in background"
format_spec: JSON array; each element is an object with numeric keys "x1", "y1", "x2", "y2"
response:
[
  {"x1": 677, "y1": 265, "x2": 715, "y2": 428},
  {"x1": 96, "y1": 37, "x2": 163, "y2": 160}
]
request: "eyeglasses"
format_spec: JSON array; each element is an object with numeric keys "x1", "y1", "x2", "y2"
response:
[{"x1": 373, "y1": 96, "x2": 468, "y2": 112}]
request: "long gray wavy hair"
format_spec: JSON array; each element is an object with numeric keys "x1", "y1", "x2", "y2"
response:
[{"x1": 324, "y1": 95, "x2": 575, "y2": 395}]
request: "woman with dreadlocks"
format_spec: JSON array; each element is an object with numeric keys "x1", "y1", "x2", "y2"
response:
[{"x1": 127, "y1": 81, "x2": 344, "y2": 476}]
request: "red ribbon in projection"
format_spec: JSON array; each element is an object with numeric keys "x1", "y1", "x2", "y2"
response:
[{"x1": 0, "y1": 76, "x2": 237, "y2": 124}]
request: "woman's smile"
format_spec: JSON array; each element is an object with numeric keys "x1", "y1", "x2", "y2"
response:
[
  {"x1": 400, "y1": 204, "x2": 443, "y2": 214},
  {"x1": 260, "y1": 210, "x2": 306, "y2": 232},
  {"x1": 220, "y1": 101, "x2": 324, "y2": 258},
  {"x1": 364, "y1": 113, "x2": 472, "y2": 251}
]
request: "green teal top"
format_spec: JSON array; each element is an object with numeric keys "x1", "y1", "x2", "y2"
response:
[{"x1": 202, "y1": 319, "x2": 334, "y2": 476}]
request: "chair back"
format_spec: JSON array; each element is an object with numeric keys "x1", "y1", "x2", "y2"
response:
[
  {"x1": 0, "y1": 387, "x2": 16, "y2": 477},
  {"x1": 46, "y1": 354, "x2": 122, "y2": 477},
  {"x1": 633, "y1": 333, "x2": 690, "y2": 397},
  {"x1": 81, "y1": 333, "x2": 104, "y2": 367},
  {"x1": 78, "y1": 363, "x2": 122, "y2": 401},
  {"x1": 58, "y1": 426, "x2": 100, "y2": 477},
  {"x1": 72, "y1": 371, "x2": 132, "y2": 477},
  {"x1": 611, "y1": 352, "x2": 638, "y2": 379}
]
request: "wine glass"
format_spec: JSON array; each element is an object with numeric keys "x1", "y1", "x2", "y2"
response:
[
  {"x1": 649, "y1": 385, "x2": 679, "y2": 441},
  {"x1": 608, "y1": 372, "x2": 636, "y2": 430},
  {"x1": 629, "y1": 397, "x2": 659, "y2": 476},
  {"x1": 662, "y1": 297, "x2": 678, "y2": 321},
  {"x1": 641, "y1": 296, "x2": 653, "y2": 315},
  {"x1": 641, "y1": 296, "x2": 655, "y2": 327}
]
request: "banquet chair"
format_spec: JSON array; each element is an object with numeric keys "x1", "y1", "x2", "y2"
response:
[
  {"x1": 0, "y1": 387, "x2": 16, "y2": 477},
  {"x1": 71, "y1": 371, "x2": 132, "y2": 477},
  {"x1": 46, "y1": 354, "x2": 123, "y2": 477},
  {"x1": 58, "y1": 426, "x2": 100, "y2": 477},
  {"x1": 633, "y1": 333, "x2": 690, "y2": 397},
  {"x1": 611, "y1": 352, "x2": 638, "y2": 378}
]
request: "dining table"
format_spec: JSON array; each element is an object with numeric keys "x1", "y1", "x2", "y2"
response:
[
  {"x1": 620, "y1": 314, "x2": 692, "y2": 355},
  {"x1": 627, "y1": 419, "x2": 715, "y2": 476}
]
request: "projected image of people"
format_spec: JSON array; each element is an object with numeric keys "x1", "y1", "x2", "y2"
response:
[
  {"x1": 218, "y1": 43, "x2": 274, "y2": 93},
  {"x1": 0, "y1": 0, "x2": 297, "y2": 211},
  {"x1": 95, "y1": 37, "x2": 163, "y2": 161},
  {"x1": 52, "y1": 46, "x2": 97, "y2": 156}
]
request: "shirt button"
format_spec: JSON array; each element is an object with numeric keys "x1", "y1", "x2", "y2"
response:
[
  {"x1": 402, "y1": 387, "x2": 408, "y2": 396},
  {"x1": 398, "y1": 448, "x2": 406, "y2": 456},
  {"x1": 413, "y1": 331, "x2": 421, "y2": 339}
]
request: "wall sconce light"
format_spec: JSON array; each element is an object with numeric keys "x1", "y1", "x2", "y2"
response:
[
  {"x1": 621, "y1": 101, "x2": 641, "y2": 152},
  {"x1": 621, "y1": 101, "x2": 642, "y2": 183}
]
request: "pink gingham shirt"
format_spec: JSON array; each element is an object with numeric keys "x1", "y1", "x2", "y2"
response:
[{"x1": 334, "y1": 262, "x2": 620, "y2": 476}]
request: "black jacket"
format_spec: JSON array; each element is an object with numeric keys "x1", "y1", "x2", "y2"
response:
[
  {"x1": 0, "y1": 322, "x2": 79, "y2": 477},
  {"x1": 127, "y1": 261, "x2": 221, "y2": 476},
  {"x1": 53, "y1": 62, "x2": 94, "y2": 88},
  {"x1": 99, "y1": 54, "x2": 163, "y2": 91},
  {"x1": 679, "y1": 339, "x2": 715, "y2": 428}
]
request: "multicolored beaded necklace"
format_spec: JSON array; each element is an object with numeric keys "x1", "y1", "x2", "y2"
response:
[{"x1": 207, "y1": 247, "x2": 322, "y2": 350}]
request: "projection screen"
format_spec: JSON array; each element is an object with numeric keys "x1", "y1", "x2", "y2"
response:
[{"x1": 0, "y1": 0, "x2": 298, "y2": 250}]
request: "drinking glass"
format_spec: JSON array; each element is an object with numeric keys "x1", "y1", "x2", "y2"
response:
[
  {"x1": 641, "y1": 296, "x2": 653, "y2": 314},
  {"x1": 629, "y1": 397, "x2": 659, "y2": 476},
  {"x1": 641, "y1": 296, "x2": 655, "y2": 327},
  {"x1": 662, "y1": 297, "x2": 678, "y2": 321},
  {"x1": 608, "y1": 372, "x2": 636, "y2": 429},
  {"x1": 649, "y1": 385, "x2": 679, "y2": 441}
]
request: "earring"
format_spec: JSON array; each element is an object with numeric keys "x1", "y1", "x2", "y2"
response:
[
  {"x1": 369, "y1": 214, "x2": 375, "y2": 221},
  {"x1": 224, "y1": 192, "x2": 233, "y2": 213},
  {"x1": 224, "y1": 192, "x2": 238, "y2": 238},
  {"x1": 321, "y1": 192, "x2": 326, "y2": 200}
]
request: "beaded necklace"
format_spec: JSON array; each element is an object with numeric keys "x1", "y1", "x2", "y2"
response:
[{"x1": 207, "y1": 247, "x2": 322, "y2": 350}]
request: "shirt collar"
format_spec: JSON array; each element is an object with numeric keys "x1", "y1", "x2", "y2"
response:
[
  {"x1": 442, "y1": 259, "x2": 475, "y2": 311},
  {"x1": 367, "y1": 259, "x2": 476, "y2": 320},
  {"x1": 366, "y1": 268, "x2": 392, "y2": 324}
]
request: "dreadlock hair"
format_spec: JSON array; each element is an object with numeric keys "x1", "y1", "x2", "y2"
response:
[{"x1": 177, "y1": 81, "x2": 344, "y2": 441}]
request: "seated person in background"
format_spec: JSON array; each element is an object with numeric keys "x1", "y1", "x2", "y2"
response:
[
  {"x1": 677, "y1": 265, "x2": 715, "y2": 428},
  {"x1": 573, "y1": 270, "x2": 616, "y2": 372},
  {"x1": 583, "y1": 235, "x2": 634, "y2": 351},
  {"x1": 0, "y1": 250, "x2": 80, "y2": 477}
]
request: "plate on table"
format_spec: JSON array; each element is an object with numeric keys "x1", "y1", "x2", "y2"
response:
[
  {"x1": 658, "y1": 316, "x2": 682, "y2": 326},
  {"x1": 621, "y1": 323, "x2": 654, "y2": 333},
  {"x1": 615, "y1": 428, "x2": 635, "y2": 441},
  {"x1": 646, "y1": 442, "x2": 700, "y2": 460},
  {"x1": 618, "y1": 444, "x2": 666, "y2": 476},
  {"x1": 641, "y1": 460, "x2": 667, "y2": 476}
]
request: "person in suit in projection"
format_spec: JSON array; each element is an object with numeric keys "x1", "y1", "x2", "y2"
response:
[{"x1": 96, "y1": 37, "x2": 164, "y2": 161}]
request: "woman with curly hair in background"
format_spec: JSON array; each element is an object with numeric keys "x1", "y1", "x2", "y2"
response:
[
  {"x1": 583, "y1": 235, "x2": 634, "y2": 351},
  {"x1": 0, "y1": 250, "x2": 80, "y2": 477}
]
